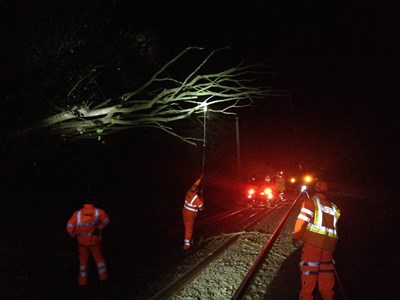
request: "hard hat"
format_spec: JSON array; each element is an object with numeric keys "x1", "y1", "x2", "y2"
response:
[{"x1": 314, "y1": 180, "x2": 328, "y2": 193}]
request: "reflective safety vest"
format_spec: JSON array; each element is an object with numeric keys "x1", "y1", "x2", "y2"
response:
[
  {"x1": 183, "y1": 194, "x2": 204, "y2": 213},
  {"x1": 306, "y1": 196, "x2": 340, "y2": 238},
  {"x1": 294, "y1": 194, "x2": 340, "y2": 250},
  {"x1": 75, "y1": 209, "x2": 99, "y2": 236},
  {"x1": 66, "y1": 204, "x2": 110, "y2": 245}
]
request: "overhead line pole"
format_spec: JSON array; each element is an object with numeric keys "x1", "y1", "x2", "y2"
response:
[
  {"x1": 235, "y1": 115, "x2": 241, "y2": 181},
  {"x1": 202, "y1": 104, "x2": 207, "y2": 179}
]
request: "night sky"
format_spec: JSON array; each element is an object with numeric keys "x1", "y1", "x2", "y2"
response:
[{"x1": 1, "y1": 1, "x2": 399, "y2": 191}]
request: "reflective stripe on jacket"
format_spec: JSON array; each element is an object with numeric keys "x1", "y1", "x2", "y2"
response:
[
  {"x1": 66, "y1": 204, "x2": 110, "y2": 245},
  {"x1": 184, "y1": 194, "x2": 204, "y2": 212},
  {"x1": 293, "y1": 193, "x2": 340, "y2": 250},
  {"x1": 305, "y1": 196, "x2": 339, "y2": 238}
]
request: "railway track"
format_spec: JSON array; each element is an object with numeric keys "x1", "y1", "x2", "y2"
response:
[{"x1": 140, "y1": 192, "x2": 346, "y2": 300}]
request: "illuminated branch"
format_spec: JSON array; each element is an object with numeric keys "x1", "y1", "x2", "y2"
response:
[{"x1": 15, "y1": 47, "x2": 284, "y2": 145}]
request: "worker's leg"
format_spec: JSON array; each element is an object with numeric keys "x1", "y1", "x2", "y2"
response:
[
  {"x1": 182, "y1": 210, "x2": 196, "y2": 250},
  {"x1": 318, "y1": 249, "x2": 335, "y2": 300},
  {"x1": 89, "y1": 243, "x2": 108, "y2": 281},
  {"x1": 78, "y1": 244, "x2": 90, "y2": 286},
  {"x1": 299, "y1": 243, "x2": 322, "y2": 300}
]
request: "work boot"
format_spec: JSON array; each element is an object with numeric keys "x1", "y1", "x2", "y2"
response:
[{"x1": 183, "y1": 238, "x2": 191, "y2": 251}]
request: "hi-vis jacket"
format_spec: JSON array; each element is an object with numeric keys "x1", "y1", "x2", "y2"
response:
[
  {"x1": 293, "y1": 193, "x2": 340, "y2": 251},
  {"x1": 183, "y1": 178, "x2": 204, "y2": 213},
  {"x1": 66, "y1": 204, "x2": 110, "y2": 245},
  {"x1": 183, "y1": 192, "x2": 204, "y2": 213}
]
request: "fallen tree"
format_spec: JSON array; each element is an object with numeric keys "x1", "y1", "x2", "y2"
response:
[{"x1": 14, "y1": 47, "x2": 283, "y2": 146}]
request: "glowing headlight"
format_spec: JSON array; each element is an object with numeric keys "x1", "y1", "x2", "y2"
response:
[
  {"x1": 304, "y1": 175, "x2": 313, "y2": 184},
  {"x1": 264, "y1": 187, "x2": 272, "y2": 194}
]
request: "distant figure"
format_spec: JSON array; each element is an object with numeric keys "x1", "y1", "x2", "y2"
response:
[
  {"x1": 66, "y1": 196, "x2": 110, "y2": 286},
  {"x1": 182, "y1": 176, "x2": 204, "y2": 251},
  {"x1": 264, "y1": 174, "x2": 272, "y2": 184},
  {"x1": 275, "y1": 171, "x2": 286, "y2": 198},
  {"x1": 292, "y1": 180, "x2": 341, "y2": 300}
]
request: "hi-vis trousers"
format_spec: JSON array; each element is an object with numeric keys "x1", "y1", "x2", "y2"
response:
[
  {"x1": 182, "y1": 209, "x2": 198, "y2": 246},
  {"x1": 299, "y1": 243, "x2": 335, "y2": 300},
  {"x1": 78, "y1": 243, "x2": 108, "y2": 286}
]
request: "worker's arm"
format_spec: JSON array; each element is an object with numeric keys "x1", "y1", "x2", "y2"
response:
[
  {"x1": 292, "y1": 198, "x2": 314, "y2": 246},
  {"x1": 66, "y1": 212, "x2": 77, "y2": 237},
  {"x1": 97, "y1": 209, "x2": 110, "y2": 230}
]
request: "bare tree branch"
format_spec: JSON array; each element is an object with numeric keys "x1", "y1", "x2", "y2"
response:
[{"x1": 14, "y1": 47, "x2": 286, "y2": 146}]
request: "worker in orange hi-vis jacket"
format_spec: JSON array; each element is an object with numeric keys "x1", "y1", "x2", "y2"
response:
[
  {"x1": 66, "y1": 197, "x2": 110, "y2": 286},
  {"x1": 182, "y1": 176, "x2": 204, "y2": 251},
  {"x1": 292, "y1": 180, "x2": 341, "y2": 300}
]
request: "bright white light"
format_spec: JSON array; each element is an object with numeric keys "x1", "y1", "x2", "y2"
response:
[
  {"x1": 203, "y1": 103, "x2": 208, "y2": 112},
  {"x1": 301, "y1": 185, "x2": 307, "y2": 192}
]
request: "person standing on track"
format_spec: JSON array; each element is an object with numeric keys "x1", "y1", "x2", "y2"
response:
[
  {"x1": 275, "y1": 171, "x2": 286, "y2": 200},
  {"x1": 292, "y1": 180, "x2": 341, "y2": 300},
  {"x1": 66, "y1": 196, "x2": 110, "y2": 286},
  {"x1": 182, "y1": 176, "x2": 204, "y2": 251}
]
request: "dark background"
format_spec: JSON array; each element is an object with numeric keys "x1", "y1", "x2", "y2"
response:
[
  {"x1": 1, "y1": 0, "x2": 399, "y2": 298},
  {"x1": 1, "y1": 0, "x2": 399, "y2": 186}
]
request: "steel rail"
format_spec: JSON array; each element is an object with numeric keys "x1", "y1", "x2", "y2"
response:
[
  {"x1": 231, "y1": 191, "x2": 304, "y2": 299},
  {"x1": 196, "y1": 207, "x2": 250, "y2": 228},
  {"x1": 166, "y1": 207, "x2": 250, "y2": 236},
  {"x1": 148, "y1": 231, "x2": 240, "y2": 300},
  {"x1": 232, "y1": 191, "x2": 347, "y2": 300},
  {"x1": 149, "y1": 192, "x2": 347, "y2": 300},
  {"x1": 148, "y1": 206, "x2": 275, "y2": 300}
]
